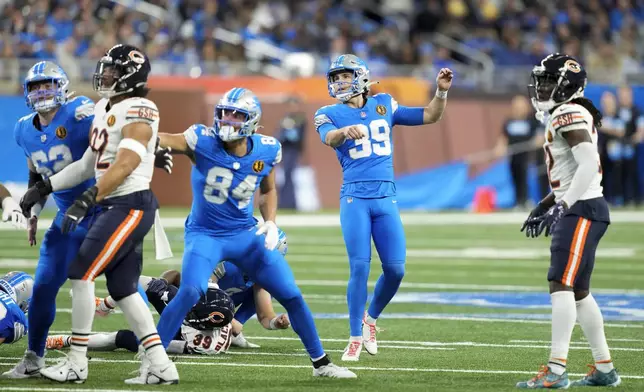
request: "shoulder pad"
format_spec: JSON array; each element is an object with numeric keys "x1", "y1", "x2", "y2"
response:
[
  {"x1": 17, "y1": 113, "x2": 35, "y2": 124},
  {"x1": 550, "y1": 103, "x2": 591, "y2": 134},
  {"x1": 255, "y1": 134, "x2": 282, "y2": 164},
  {"x1": 69, "y1": 96, "x2": 95, "y2": 121},
  {"x1": 313, "y1": 106, "x2": 336, "y2": 131}
]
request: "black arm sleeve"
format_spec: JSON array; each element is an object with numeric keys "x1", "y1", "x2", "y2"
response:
[{"x1": 28, "y1": 170, "x2": 43, "y2": 188}]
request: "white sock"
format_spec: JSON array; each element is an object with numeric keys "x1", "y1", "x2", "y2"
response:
[
  {"x1": 138, "y1": 275, "x2": 153, "y2": 291},
  {"x1": 103, "y1": 296, "x2": 117, "y2": 309},
  {"x1": 576, "y1": 293, "x2": 614, "y2": 373},
  {"x1": 116, "y1": 293, "x2": 169, "y2": 366},
  {"x1": 69, "y1": 280, "x2": 95, "y2": 364},
  {"x1": 167, "y1": 340, "x2": 187, "y2": 354},
  {"x1": 549, "y1": 291, "x2": 576, "y2": 375},
  {"x1": 88, "y1": 332, "x2": 118, "y2": 351},
  {"x1": 349, "y1": 336, "x2": 361, "y2": 342},
  {"x1": 365, "y1": 314, "x2": 377, "y2": 325}
]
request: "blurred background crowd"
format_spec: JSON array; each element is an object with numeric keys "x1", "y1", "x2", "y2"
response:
[{"x1": 0, "y1": 0, "x2": 643, "y2": 210}]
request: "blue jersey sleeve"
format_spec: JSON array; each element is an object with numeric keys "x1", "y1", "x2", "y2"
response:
[
  {"x1": 314, "y1": 108, "x2": 338, "y2": 144},
  {"x1": 183, "y1": 123, "x2": 215, "y2": 158},
  {"x1": 67, "y1": 96, "x2": 95, "y2": 138},
  {"x1": 13, "y1": 117, "x2": 30, "y2": 158},
  {"x1": 390, "y1": 95, "x2": 424, "y2": 126}
]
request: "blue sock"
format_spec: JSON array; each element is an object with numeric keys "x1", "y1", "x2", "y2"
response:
[
  {"x1": 367, "y1": 263, "x2": 405, "y2": 319},
  {"x1": 347, "y1": 259, "x2": 370, "y2": 336}
]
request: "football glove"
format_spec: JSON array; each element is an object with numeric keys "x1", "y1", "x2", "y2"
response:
[
  {"x1": 256, "y1": 220, "x2": 279, "y2": 250},
  {"x1": 20, "y1": 179, "x2": 53, "y2": 216},
  {"x1": 537, "y1": 201, "x2": 568, "y2": 237},
  {"x1": 62, "y1": 186, "x2": 98, "y2": 234},
  {"x1": 1, "y1": 196, "x2": 27, "y2": 229},
  {"x1": 520, "y1": 202, "x2": 549, "y2": 238},
  {"x1": 154, "y1": 137, "x2": 173, "y2": 174}
]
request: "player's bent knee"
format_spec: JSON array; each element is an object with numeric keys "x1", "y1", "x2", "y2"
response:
[
  {"x1": 574, "y1": 290, "x2": 590, "y2": 301},
  {"x1": 382, "y1": 263, "x2": 405, "y2": 281},
  {"x1": 176, "y1": 284, "x2": 203, "y2": 305}
]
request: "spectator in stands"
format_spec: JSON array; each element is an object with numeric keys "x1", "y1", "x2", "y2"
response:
[
  {"x1": 494, "y1": 95, "x2": 542, "y2": 209},
  {"x1": 599, "y1": 91, "x2": 626, "y2": 205},
  {"x1": 617, "y1": 85, "x2": 644, "y2": 206}
]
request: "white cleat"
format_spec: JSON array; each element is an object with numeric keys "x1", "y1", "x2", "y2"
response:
[
  {"x1": 40, "y1": 355, "x2": 88, "y2": 383},
  {"x1": 231, "y1": 333, "x2": 260, "y2": 349},
  {"x1": 313, "y1": 363, "x2": 357, "y2": 378},
  {"x1": 341, "y1": 340, "x2": 362, "y2": 362},
  {"x1": 2, "y1": 350, "x2": 45, "y2": 379},
  {"x1": 362, "y1": 314, "x2": 378, "y2": 355},
  {"x1": 125, "y1": 350, "x2": 179, "y2": 385}
]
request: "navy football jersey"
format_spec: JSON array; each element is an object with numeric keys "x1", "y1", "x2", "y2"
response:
[
  {"x1": 14, "y1": 96, "x2": 96, "y2": 212},
  {"x1": 0, "y1": 290, "x2": 27, "y2": 344},
  {"x1": 183, "y1": 124, "x2": 282, "y2": 235},
  {"x1": 314, "y1": 93, "x2": 424, "y2": 198},
  {"x1": 213, "y1": 261, "x2": 254, "y2": 306}
]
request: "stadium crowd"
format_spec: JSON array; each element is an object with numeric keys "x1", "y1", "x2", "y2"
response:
[{"x1": 0, "y1": 0, "x2": 643, "y2": 81}]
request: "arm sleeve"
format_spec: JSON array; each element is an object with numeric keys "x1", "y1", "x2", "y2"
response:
[
  {"x1": 390, "y1": 95, "x2": 424, "y2": 126},
  {"x1": 313, "y1": 111, "x2": 337, "y2": 144},
  {"x1": 561, "y1": 142, "x2": 599, "y2": 207},
  {"x1": 49, "y1": 146, "x2": 96, "y2": 191}
]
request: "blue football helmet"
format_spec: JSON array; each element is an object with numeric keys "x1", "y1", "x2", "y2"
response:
[
  {"x1": 214, "y1": 87, "x2": 262, "y2": 142},
  {"x1": 326, "y1": 54, "x2": 375, "y2": 102},
  {"x1": 0, "y1": 271, "x2": 34, "y2": 312},
  {"x1": 276, "y1": 228, "x2": 288, "y2": 256},
  {"x1": 23, "y1": 61, "x2": 70, "y2": 112}
]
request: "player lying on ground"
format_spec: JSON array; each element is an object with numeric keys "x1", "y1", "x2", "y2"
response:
[
  {"x1": 155, "y1": 87, "x2": 356, "y2": 378},
  {"x1": 314, "y1": 54, "x2": 452, "y2": 361},
  {"x1": 16, "y1": 45, "x2": 178, "y2": 385},
  {"x1": 3, "y1": 60, "x2": 171, "y2": 381},
  {"x1": 0, "y1": 272, "x2": 33, "y2": 346},
  {"x1": 0, "y1": 183, "x2": 27, "y2": 229},
  {"x1": 517, "y1": 53, "x2": 621, "y2": 389},
  {"x1": 47, "y1": 275, "x2": 236, "y2": 355}
]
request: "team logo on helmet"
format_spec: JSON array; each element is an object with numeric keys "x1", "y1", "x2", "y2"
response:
[
  {"x1": 55, "y1": 126, "x2": 67, "y2": 139},
  {"x1": 252, "y1": 160, "x2": 264, "y2": 173},
  {"x1": 208, "y1": 311, "x2": 226, "y2": 325},
  {"x1": 564, "y1": 59, "x2": 581, "y2": 73},
  {"x1": 128, "y1": 50, "x2": 146, "y2": 64},
  {"x1": 107, "y1": 115, "x2": 116, "y2": 127},
  {"x1": 376, "y1": 105, "x2": 387, "y2": 115}
]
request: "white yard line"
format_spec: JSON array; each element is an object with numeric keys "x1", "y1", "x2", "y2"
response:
[{"x1": 0, "y1": 388, "x2": 162, "y2": 392}]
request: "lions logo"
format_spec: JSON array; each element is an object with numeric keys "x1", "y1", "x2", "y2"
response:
[
  {"x1": 107, "y1": 115, "x2": 116, "y2": 127},
  {"x1": 564, "y1": 59, "x2": 581, "y2": 73},
  {"x1": 208, "y1": 311, "x2": 226, "y2": 325},
  {"x1": 252, "y1": 160, "x2": 264, "y2": 173},
  {"x1": 55, "y1": 126, "x2": 67, "y2": 140},
  {"x1": 376, "y1": 105, "x2": 387, "y2": 115}
]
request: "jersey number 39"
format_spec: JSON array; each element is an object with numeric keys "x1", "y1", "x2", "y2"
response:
[{"x1": 348, "y1": 119, "x2": 391, "y2": 159}]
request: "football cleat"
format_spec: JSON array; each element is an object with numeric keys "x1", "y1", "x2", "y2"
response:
[
  {"x1": 362, "y1": 312, "x2": 377, "y2": 355},
  {"x1": 95, "y1": 296, "x2": 115, "y2": 317},
  {"x1": 313, "y1": 363, "x2": 357, "y2": 379},
  {"x1": 39, "y1": 354, "x2": 88, "y2": 383},
  {"x1": 516, "y1": 365, "x2": 570, "y2": 389},
  {"x1": 125, "y1": 349, "x2": 179, "y2": 385},
  {"x1": 231, "y1": 332, "x2": 260, "y2": 349},
  {"x1": 341, "y1": 339, "x2": 362, "y2": 362},
  {"x1": 571, "y1": 365, "x2": 621, "y2": 387},
  {"x1": 46, "y1": 335, "x2": 71, "y2": 350},
  {"x1": 1, "y1": 350, "x2": 44, "y2": 378}
]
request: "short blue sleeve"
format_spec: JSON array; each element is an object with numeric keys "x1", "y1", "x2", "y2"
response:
[
  {"x1": 388, "y1": 94, "x2": 424, "y2": 126},
  {"x1": 183, "y1": 123, "x2": 215, "y2": 157},
  {"x1": 313, "y1": 110, "x2": 337, "y2": 144},
  {"x1": 13, "y1": 121, "x2": 28, "y2": 158}
]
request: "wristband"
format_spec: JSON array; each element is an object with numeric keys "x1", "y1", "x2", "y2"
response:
[{"x1": 436, "y1": 89, "x2": 448, "y2": 99}]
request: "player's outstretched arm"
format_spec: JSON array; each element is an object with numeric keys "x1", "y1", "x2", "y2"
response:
[
  {"x1": 253, "y1": 285, "x2": 290, "y2": 330},
  {"x1": 159, "y1": 132, "x2": 195, "y2": 162},
  {"x1": 422, "y1": 68, "x2": 453, "y2": 124},
  {"x1": 95, "y1": 123, "x2": 153, "y2": 202},
  {"x1": 49, "y1": 146, "x2": 97, "y2": 192}
]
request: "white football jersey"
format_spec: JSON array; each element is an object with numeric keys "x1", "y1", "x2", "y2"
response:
[
  {"x1": 544, "y1": 103, "x2": 603, "y2": 203},
  {"x1": 90, "y1": 97, "x2": 159, "y2": 198},
  {"x1": 180, "y1": 323, "x2": 232, "y2": 355}
]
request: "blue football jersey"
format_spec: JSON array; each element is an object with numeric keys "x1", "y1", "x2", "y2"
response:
[
  {"x1": 0, "y1": 290, "x2": 27, "y2": 344},
  {"x1": 314, "y1": 93, "x2": 424, "y2": 198},
  {"x1": 14, "y1": 96, "x2": 96, "y2": 212},
  {"x1": 183, "y1": 124, "x2": 282, "y2": 235},
  {"x1": 213, "y1": 261, "x2": 254, "y2": 306}
]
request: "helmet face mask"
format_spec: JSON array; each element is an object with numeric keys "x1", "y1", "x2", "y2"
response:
[
  {"x1": 214, "y1": 88, "x2": 262, "y2": 142},
  {"x1": 92, "y1": 45, "x2": 150, "y2": 99},
  {"x1": 326, "y1": 54, "x2": 373, "y2": 102}
]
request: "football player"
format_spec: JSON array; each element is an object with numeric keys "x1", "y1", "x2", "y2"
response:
[
  {"x1": 0, "y1": 183, "x2": 27, "y2": 229},
  {"x1": 19, "y1": 45, "x2": 178, "y2": 384},
  {"x1": 47, "y1": 278, "x2": 236, "y2": 356},
  {"x1": 154, "y1": 87, "x2": 356, "y2": 378},
  {"x1": 517, "y1": 53, "x2": 620, "y2": 388},
  {"x1": 0, "y1": 272, "x2": 33, "y2": 346},
  {"x1": 313, "y1": 54, "x2": 452, "y2": 361}
]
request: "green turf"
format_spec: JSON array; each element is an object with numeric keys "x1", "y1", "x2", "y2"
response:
[{"x1": 0, "y1": 215, "x2": 642, "y2": 391}]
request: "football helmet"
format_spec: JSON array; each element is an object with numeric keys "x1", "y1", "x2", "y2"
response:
[
  {"x1": 528, "y1": 53, "x2": 587, "y2": 113},
  {"x1": 185, "y1": 287, "x2": 235, "y2": 330},
  {"x1": 0, "y1": 271, "x2": 34, "y2": 312},
  {"x1": 93, "y1": 44, "x2": 151, "y2": 99},
  {"x1": 23, "y1": 61, "x2": 70, "y2": 112},
  {"x1": 214, "y1": 87, "x2": 262, "y2": 142},
  {"x1": 327, "y1": 54, "x2": 376, "y2": 102},
  {"x1": 276, "y1": 227, "x2": 288, "y2": 256}
]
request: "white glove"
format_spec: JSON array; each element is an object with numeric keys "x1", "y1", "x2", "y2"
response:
[
  {"x1": 256, "y1": 220, "x2": 279, "y2": 250},
  {"x1": 2, "y1": 197, "x2": 27, "y2": 229}
]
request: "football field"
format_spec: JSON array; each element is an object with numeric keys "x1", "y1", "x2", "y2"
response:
[{"x1": 0, "y1": 210, "x2": 643, "y2": 391}]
